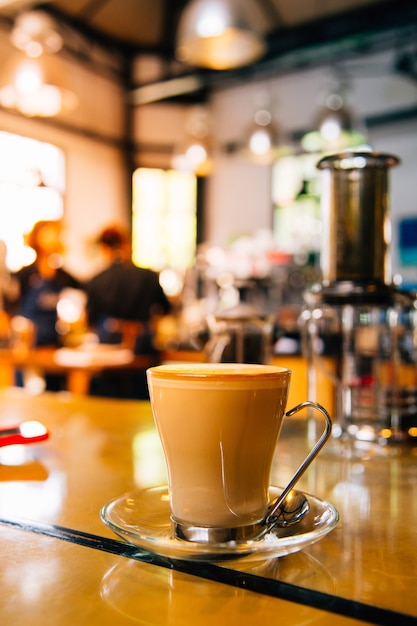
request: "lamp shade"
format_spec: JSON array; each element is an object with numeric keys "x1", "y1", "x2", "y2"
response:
[
  {"x1": 301, "y1": 89, "x2": 367, "y2": 153},
  {"x1": 171, "y1": 106, "x2": 213, "y2": 176},
  {"x1": 0, "y1": 56, "x2": 77, "y2": 117},
  {"x1": 10, "y1": 10, "x2": 63, "y2": 58},
  {"x1": 244, "y1": 108, "x2": 279, "y2": 163},
  {"x1": 175, "y1": 0, "x2": 265, "y2": 70}
]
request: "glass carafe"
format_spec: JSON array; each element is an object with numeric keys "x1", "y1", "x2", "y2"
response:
[
  {"x1": 205, "y1": 304, "x2": 274, "y2": 365},
  {"x1": 302, "y1": 291, "x2": 417, "y2": 445}
]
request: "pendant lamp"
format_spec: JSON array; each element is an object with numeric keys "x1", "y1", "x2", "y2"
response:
[
  {"x1": 301, "y1": 76, "x2": 367, "y2": 153},
  {"x1": 175, "y1": 0, "x2": 265, "y2": 70}
]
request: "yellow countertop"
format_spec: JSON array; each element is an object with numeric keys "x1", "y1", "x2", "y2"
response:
[
  {"x1": 2, "y1": 525, "x2": 376, "y2": 626},
  {"x1": 0, "y1": 387, "x2": 416, "y2": 625}
]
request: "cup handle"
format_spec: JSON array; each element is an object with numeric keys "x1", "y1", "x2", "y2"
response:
[{"x1": 263, "y1": 401, "x2": 332, "y2": 525}]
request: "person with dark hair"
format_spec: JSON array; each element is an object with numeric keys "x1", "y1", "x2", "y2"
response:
[
  {"x1": 84, "y1": 225, "x2": 172, "y2": 398},
  {"x1": 85, "y1": 225, "x2": 171, "y2": 346}
]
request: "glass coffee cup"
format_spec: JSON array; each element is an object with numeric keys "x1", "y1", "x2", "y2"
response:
[{"x1": 147, "y1": 363, "x2": 332, "y2": 544}]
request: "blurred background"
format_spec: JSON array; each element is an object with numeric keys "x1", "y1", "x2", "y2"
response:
[{"x1": 0, "y1": 0, "x2": 415, "y2": 339}]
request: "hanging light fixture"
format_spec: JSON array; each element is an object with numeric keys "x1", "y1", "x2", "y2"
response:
[
  {"x1": 171, "y1": 106, "x2": 213, "y2": 176},
  {"x1": 0, "y1": 59, "x2": 78, "y2": 118},
  {"x1": 0, "y1": 58, "x2": 78, "y2": 117},
  {"x1": 301, "y1": 74, "x2": 367, "y2": 153},
  {"x1": 246, "y1": 108, "x2": 279, "y2": 160},
  {"x1": 239, "y1": 103, "x2": 280, "y2": 165},
  {"x1": 175, "y1": 0, "x2": 266, "y2": 70},
  {"x1": 10, "y1": 10, "x2": 63, "y2": 58},
  {"x1": 172, "y1": 136, "x2": 213, "y2": 176},
  {"x1": 0, "y1": 9, "x2": 77, "y2": 117}
]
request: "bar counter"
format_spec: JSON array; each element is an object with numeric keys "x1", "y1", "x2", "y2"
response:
[{"x1": 0, "y1": 387, "x2": 416, "y2": 625}]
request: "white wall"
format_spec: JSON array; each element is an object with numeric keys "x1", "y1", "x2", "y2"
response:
[{"x1": 205, "y1": 154, "x2": 273, "y2": 246}]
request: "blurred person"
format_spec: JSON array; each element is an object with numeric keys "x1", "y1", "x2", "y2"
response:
[
  {"x1": 5, "y1": 220, "x2": 82, "y2": 391},
  {"x1": 85, "y1": 225, "x2": 171, "y2": 351},
  {"x1": 6, "y1": 220, "x2": 81, "y2": 347},
  {"x1": 84, "y1": 225, "x2": 172, "y2": 398}
]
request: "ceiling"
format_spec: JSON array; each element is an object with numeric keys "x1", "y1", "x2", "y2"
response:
[
  {"x1": 0, "y1": 0, "x2": 416, "y2": 101},
  {"x1": 13, "y1": 0, "x2": 416, "y2": 57}
]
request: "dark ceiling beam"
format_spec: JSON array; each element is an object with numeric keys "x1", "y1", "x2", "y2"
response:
[
  {"x1": 36, "y1": 0, "x2": 189, "y2": 57},
  {"x1": 31, "y1": 1, "x2": 130, "y2": 84},
  {"x1": 264, "y1": 0, "x2": 417, "y2": 64},
  {"x1": 158, "y1": 0, "x2": 189, "y2": 58},
  {"x1": 35, "y1": 1, "x2": 135, "y2": 56},
  {"x1": 130, "y1": 0, "x2": 417, "y2": 103}
]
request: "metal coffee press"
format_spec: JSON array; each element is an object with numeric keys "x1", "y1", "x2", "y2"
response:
[{"x1": 301, "y1": 151, "x2": 417, "y2": 446}]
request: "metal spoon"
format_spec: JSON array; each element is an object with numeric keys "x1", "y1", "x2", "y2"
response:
[{"x1": 246, "y1": 489, "x2": 310, "y2": 541}]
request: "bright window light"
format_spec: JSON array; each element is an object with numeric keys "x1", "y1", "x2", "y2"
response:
[
  {"x1": 0, "y1": 131, "x2": 65, "y2": 271},
  {"x1": 132, "y1": 168, "x2": 197, "y2": 274}
]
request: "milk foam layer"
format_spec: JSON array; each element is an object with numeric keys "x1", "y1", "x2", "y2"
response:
[
  {"x1": 148, "y1": 363, "x2": 290, "y2": 389},
  {"x1": 147, "y1": 364, "x2": 291, "y2": 528}
]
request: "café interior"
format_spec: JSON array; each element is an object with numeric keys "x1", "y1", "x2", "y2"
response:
[{"x1": 0, "y1": 1, "x2": 417, "y2": 625}]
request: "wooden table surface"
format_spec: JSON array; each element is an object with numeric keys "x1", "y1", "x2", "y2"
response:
[
  {"x1": 0, "y1": 387, "x2": 416, "y2": 625},
  {"x1": 0, "y1": 347, "x2": 160, "y2": 394}
]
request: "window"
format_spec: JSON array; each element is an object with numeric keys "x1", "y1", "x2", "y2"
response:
[
  {"x1": 0, "y1": 131, "x2": 65, "y2": 271},
  {"x1": 132, "y1": 167, "x2": 197, "y2": 284}
]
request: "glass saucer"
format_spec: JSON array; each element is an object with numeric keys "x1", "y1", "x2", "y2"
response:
[{"x1": 100, "y1": 486, "x2": 339, "y2": 562}]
